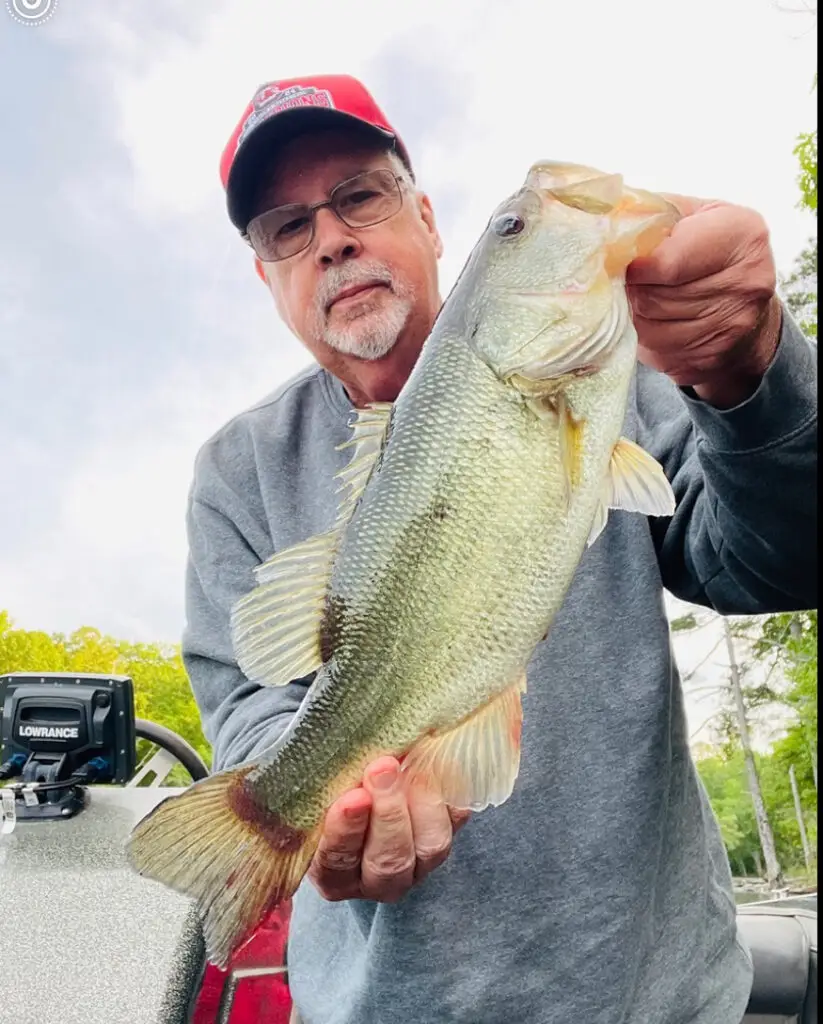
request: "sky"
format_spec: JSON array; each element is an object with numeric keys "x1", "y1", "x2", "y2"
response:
[{"x1": 0, "y1": 0, "x2": 817, "y2": 746}]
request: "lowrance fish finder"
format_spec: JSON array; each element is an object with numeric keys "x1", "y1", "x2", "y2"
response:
[{"x1": 0, "y1": 672, "x2": 137, "y2": 823}]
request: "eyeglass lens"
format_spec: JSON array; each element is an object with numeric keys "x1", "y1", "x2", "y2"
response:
[{"x1": 247, "y1": 169, "x2": 403, "y2": 261}]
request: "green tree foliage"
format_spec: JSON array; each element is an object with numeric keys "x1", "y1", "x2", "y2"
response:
[
  {"x1": 759, "y1": 732, "x2": 817, "y2": 868},
  {"x1": 754, "y1": 610, "x2": 818, "y2": 782},
  {"x1": 697, "y1": 751, "x2": 761, "y2": 875},
  {"x1": 781, "y1": 239, "x2": 817, "y2": 341},
  {"x1": 670, "y1": 612, "x2": 699, "y2": 632},
  {"x1": 698, "y1": 745, "x2": 816, "y2": 877},
  {"x1": 694, "y1": 610, "x2": 817, "y2": 879},
  {"x1": 0, "y1": 611, "x2": 212, "y2": 780},
  {"x1": 795, "y1": 125, "x2": 818, "y2": 215},
  {"x1": 780, "y1": 73, "x2": 817, "y2": 340}
]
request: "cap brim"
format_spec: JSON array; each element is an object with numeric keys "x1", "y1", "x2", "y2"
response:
[{"x1": 226, "y1": 107, "x2": 401, "y2": 232}]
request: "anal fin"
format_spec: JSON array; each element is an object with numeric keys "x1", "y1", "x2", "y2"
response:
[
  {"x1": 401, "y1": 672, "x2": 527, "y2": 812},
  {"x1": 587, "y1": 437, "x2": 676, "y2": 546}
]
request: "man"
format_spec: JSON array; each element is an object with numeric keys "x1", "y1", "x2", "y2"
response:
[{"x1": 183, "y1": 74, "x2": 817, "y2": 1023}]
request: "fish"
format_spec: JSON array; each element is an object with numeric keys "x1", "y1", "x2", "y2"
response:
[{"x1": 125, "y1": 160, "x2": 680, "y2": 968}]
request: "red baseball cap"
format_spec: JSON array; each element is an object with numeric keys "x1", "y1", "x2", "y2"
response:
[{"x1": 219, "y1": 74, "x2": 413, "y2": 233}]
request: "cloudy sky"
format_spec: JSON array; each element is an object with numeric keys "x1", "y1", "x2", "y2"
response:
[{"x1": 0, "y1": 0, "x2": 816, "y2": 740}]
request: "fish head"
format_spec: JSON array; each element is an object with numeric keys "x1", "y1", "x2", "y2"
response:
[{"x1": 465, "y1": 161, "x2": 681, "y2": 386}]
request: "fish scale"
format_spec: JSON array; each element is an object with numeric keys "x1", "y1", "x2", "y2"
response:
[
  {"x1": 125, "y1": 161, "x2": 681, "y2": 968},
  {"x1": 244, "y1": 297, "x2": 628, "y2": 822}
]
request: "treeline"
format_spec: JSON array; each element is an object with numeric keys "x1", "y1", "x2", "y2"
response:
[
  {"x1": 0, "y1": 610, "x2": 212, "y2": 774},
  {"x1": 699, "y1": 744, "x2": 817, "y2": 879},
  {"x1": 691, "y1": 611, "x2": 818, "y2": 880}
]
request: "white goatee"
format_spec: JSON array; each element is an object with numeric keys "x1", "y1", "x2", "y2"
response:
[{"x1": 312, "y1": 260, "x2": 415, "y2": 361}]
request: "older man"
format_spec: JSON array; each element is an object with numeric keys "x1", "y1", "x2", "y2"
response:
[{"x1": 183, "y1": 74, "x2": 817, "y2": 1023}]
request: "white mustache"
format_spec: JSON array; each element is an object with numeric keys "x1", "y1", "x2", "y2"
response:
[{"x1": 316, "y1": 261, "x2": 395, "y2": 315}]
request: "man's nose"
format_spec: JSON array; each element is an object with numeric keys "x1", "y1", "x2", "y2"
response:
[{"x1": 313, "y1": 207, "x2": 363, "y2": 266}]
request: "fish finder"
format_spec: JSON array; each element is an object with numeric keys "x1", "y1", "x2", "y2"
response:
[{"x1": 0, "y1": 672, "x2": 137, "y2": 823}]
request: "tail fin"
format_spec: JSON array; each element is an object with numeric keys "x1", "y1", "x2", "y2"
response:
[{"x1": 125, "y1": 766, "x2": 321, "y2": 968}]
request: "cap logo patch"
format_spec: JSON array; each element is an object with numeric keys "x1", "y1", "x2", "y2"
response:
[{"x1": 237, "y1": 83, "x2": 336, "y2": 148}]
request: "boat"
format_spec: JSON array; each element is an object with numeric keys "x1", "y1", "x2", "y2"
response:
[{"x1": 0, "y1": 671, "x2": 816, "y2": 1023}]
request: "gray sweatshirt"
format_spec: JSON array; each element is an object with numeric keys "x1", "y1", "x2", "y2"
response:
[{"x1": 182, "y1": 307, "x2": 817, "y2": 1024}]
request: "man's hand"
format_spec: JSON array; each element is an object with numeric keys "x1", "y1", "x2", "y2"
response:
[
  {"x1": 307, "y1": 756, "x2": 470, "y2": 904},
  {"x1": 626, "y1": 196, "x2": 783, "y2": 409}
]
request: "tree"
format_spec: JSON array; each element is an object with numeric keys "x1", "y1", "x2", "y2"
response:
[
  {"x1": 0, "y1": 611, "x2": 212, "y2": 782},
  {"x1": 753, "y1": 611, "x2": 818, "y2": 790},
  {"x1": 696, "y1": 739, "x2": 817, "y2": 879},
  {"x1": 677, "y1": 601, "x2": 817, "y2": 880},
  {"x1": 795, "y1": 122, "x2": 818, "y2": 215},
  {"x1": 697, "y1": 750, "x2": 763, "y2": 876},
  {"x1": 781, "y1": 239, "x2": 817, "y2": 341},
  {"x1": 674, "y1": 607, "x2": 795, "y2": 883},
  {"x1": 721, "y1": 618, "x2": 783, "y2": 886},
  {"x1": 783, "y1": 71, "x2": 818, "y2": 337}
]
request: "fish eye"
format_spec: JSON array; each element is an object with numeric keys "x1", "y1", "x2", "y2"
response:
[{"x1": 493, "y1": 213, "x2": 525, "y2": 238}]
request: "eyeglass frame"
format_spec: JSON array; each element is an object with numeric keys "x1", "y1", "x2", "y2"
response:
[{"x1": 241, "y1": 168, "x2": 408, "y2": 263}]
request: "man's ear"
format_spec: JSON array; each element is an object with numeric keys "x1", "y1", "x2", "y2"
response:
[
  {"x1": 417, "y1": 193, "x2": 444, "y2": 260},
  {"x1": 254, "y1": 256, "x2": 267, "y2": 283}
]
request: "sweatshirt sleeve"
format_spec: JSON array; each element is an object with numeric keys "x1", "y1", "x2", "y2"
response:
[
  {"x1": 635, "y1": 303, "x2": 818, "y2": 614},
  {"x1": 181, "y1": 458, "x2": 313, "y2": 774}
]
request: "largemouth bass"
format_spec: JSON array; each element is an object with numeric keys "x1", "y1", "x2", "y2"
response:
[{"x1": 126, "y1": 161, "x2": 680, "y2": 968}]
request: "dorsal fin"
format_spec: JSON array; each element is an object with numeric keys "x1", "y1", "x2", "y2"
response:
[{"x1": 334, "y1": 402, "x2": 393, "y2": 523}]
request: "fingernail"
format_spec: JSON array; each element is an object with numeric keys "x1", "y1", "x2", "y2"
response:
[
  {"x1": 371, "y1": 768, "x2": 397, "y2": 792},
  {"x1": 343, "y1": 804, "x2": 367, "y2": 820}
]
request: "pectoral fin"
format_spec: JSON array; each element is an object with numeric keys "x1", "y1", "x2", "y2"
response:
[
  {"x1": 401, "y1": 672, "x2": 527, "y2": 812},
  {"x1": 230, "y1": 403, "x2": 393, "y2": 687},
  {"x1": 587, "y1": 437, "x2": 676, "y2": 546}
]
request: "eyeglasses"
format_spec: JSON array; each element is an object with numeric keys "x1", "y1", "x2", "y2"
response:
[{"x1": 244, "y1": 168, "x2": 405, "y2": 262}]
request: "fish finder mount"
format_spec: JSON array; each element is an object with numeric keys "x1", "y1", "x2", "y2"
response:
[{"x1": 0, "y1": 672, "x2": 137, "y2": 824}]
